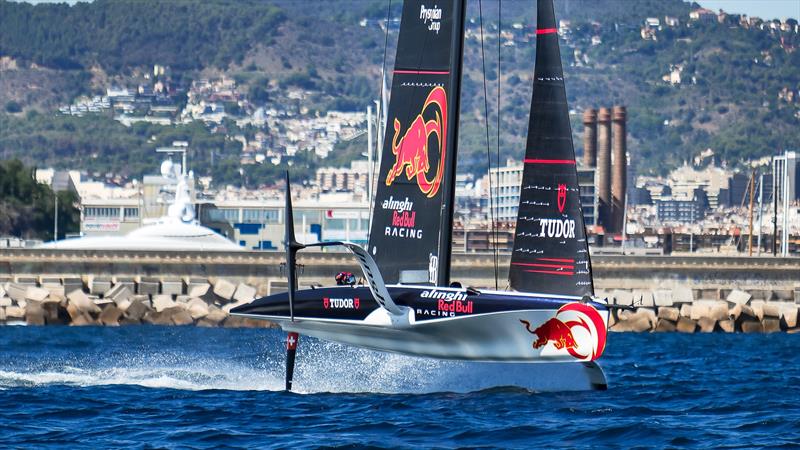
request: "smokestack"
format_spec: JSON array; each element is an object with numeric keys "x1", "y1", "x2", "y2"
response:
[
  {"x1": 612, "y1": 106, "x2": 627, "y2": 234},
  {"x1": 597, "y1": 107, "x2": 612, "y2": 230},
  {"x1": 583, "y1": 109, "x2": 597, "y2": 168}
]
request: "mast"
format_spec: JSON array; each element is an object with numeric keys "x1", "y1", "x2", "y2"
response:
[
  {"x1": 748, "y1": 170, "x2": 755, "y2": 256},
  {"x1": 436, "y1": 0, "x2": 466, "y2": 286}
]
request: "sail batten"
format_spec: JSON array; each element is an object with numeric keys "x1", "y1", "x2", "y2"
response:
[{"x1": 509, "y1": 0, "x2": 593, "y2": 297}]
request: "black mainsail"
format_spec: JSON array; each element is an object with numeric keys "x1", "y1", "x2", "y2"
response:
[
  {"x1": 509, "y1": 0, "x2": 593, "y2": 297},
  {"x1": 368, "y1": 0, "x2": 465, "y2": 286}
]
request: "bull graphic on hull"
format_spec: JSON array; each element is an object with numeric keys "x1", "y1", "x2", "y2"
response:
[
  {"x1": 385, "y1": 86, "x2": 448, "y2": 198},
  {"x1": 519, "y1": 302, "x2": 609, "y2": 361},
  {"x1": 520, "y1": 318, "x2": 576, "y2": 351}
]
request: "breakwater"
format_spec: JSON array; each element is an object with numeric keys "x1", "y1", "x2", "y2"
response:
[{"x1": 0, "y1": 249, "x2": 797, "y2": 331}]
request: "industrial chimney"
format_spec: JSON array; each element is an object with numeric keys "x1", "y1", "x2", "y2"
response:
[
  {"x1": 596, "y1": 107, "x2": 612, "y2": 230},
  {"x1": 583, "y1": 108, "x2": 597, "y2": 168},
  {"x1": 611, "y1": 106, "x2": 627, "y2": 233}
]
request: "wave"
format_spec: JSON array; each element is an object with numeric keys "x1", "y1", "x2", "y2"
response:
[{"x1": 0, "y1": 337, "x2": 602, "y2": 394}]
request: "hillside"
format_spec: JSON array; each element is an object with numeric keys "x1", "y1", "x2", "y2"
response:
[{"x1": 0, "y1": 0, "x2": 798, "y2": 184}]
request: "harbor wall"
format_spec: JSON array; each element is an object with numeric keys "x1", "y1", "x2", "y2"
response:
[{"x1": 0, "y1": 249, "x2": 798, "y2": 332}]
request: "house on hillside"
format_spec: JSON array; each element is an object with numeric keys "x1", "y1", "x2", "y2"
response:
[{"x1": 689, "y1": 8, "x2": 716, "y2": 24}]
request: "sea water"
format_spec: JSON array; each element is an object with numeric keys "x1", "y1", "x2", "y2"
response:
[{"x1": 0, "y1": 326, "x2": 798, "y2": 448}]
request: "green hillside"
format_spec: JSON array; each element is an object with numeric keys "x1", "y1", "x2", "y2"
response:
[{"x1": 0, "y1": 0, "x2": 797, "y2": 184}]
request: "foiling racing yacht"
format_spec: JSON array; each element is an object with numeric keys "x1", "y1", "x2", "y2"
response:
[{"x1": 233, "y1": 0, "x2": 617, "y2": 392}]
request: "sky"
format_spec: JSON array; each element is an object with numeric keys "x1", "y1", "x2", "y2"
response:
[
  {"x1": 697, "y1": 0, "x2": 799, "y2": 20},
  {"x1": 13, "y1": 0, "x2": 800, "y2": 21}
]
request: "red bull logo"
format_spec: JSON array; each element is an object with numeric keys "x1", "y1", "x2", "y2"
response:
[
  {"x1": 519, "y1": 302, "x2": 607, "y2": 361},
  {"x1": 385, "y1": 86, "x2": 448, "y2": 198},
  {"x1": 557, "y1": 183, "x2": 567, "y2": 213}
]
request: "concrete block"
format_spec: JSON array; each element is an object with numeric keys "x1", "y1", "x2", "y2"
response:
[
  {"x1": 633, "y1": 290, "x2": 655, "y2": 308},
  {"x1": 142, "y1": 310, "x2": 174, "y2": 326},
  {"x1": 204, "y1": 307, "x2": 227, "y2": 325},
  {"x1": 90, "y1": 278, "x2": 112, "y2": 295},
  {"x1": 105, "y1": 284, "x2": 133, "y2": 306},
  {"x1": 741, "y1": 320, "x2": 763, "y2": 333},
  {"x1": 185, "y1": 279, "x2": 210, "y2": 297},
  {"x1": 680, "y1": 303, "x2": 692, "y2": 318},
  {"x1": 708, "y1": 302, "x2": 729, "y2": 322},
  {"x1": 763, "y1": 318, "x2": 781, "y2": 333},
  {"x1": 112, "y1": 277, "x2": 136, "y2": 292},
  {"x1": 42, "y1": 293, "x2": 64, "y2": 304},
  {"x1": 62, "y1": 278, "x2": 84, "y2": 294},
  {"x1": 795, "y1": 288, "x2": 800, "y2": 304},
  {"x1": 16, "y1": 299, "x2": 27, "y2": 309},
  {"x1": 762, "y1": 302, "x2": 782, "y2": 318},
  {"x1": 726, "y1": 289, "x2": 751, "y2": 306},
  {"x1": 152, "y1": 295, "x2": 177, "y2": 313},
  {"x1": 611, "y1": 289, "x2": 633, "y2": 306},
  {"x1": 137, "y1": 278, "x2": 160, "y2": 296},
  {"x1": 160, "y1": 279, "x2": 183, "y2": 296},
  {"x1": 25, "y1": 286, "x2": 50, "y2": 302},
  {"x1": 676, "y1": 317, "x2": 697, "y2": 333},
  {"x1": 125, "y1": 300, "x2": 150, "y2": 321},
  {"x1": 213, "y1": 279, "x2": 236, "y2": 301},
  {"x1": 690, "y1": 302, "x2": 712, "y2": 321},
  {"x1": 775, "y1": 290, "x2": 794, "y2": 301},
  {"x1": 0, "y1": 307, "x2": 5, "y2": 321},
  {"x1": 750, "y1": 300, "x2": 765, "y2": 319},
  {"x1": 781, "y1": 304, "x2": 798, "y2": 329},
  {"x1": 44, "y1": 285, "x2": 65, "y2": 298},
  {"x1": 6, "y1": 306, "x2": 25, "y2": 319},
  {"x1": 233, "y1": 283, "x2": 257, "y2": 303},
  {"x1": 171, "y1": 310, "x2": 194, "y2": 326},
  {"x1": 719, "y1": 319, "x2": 735, "y2": 333},
  {"x1": 698, "y1": 317, "x2": 716, "y2": 333},
  {"x1": 69, "y1": 312, "x2": 96, "y2": 326},
  {"x1": 99, "y1": 305, "x2": 123, "y2": 326},
  {"x1": 6, "y1": 283, "x2": 27, "y2": 302},
  {"x1": 0, "y1": 284, "x2": 5, "y2": 298},
  {"x1": 116, "y1": 299, "x2": 132, "y2": 313},
  {"x1": 187, "y1": 298, "x2": 209, "y2": 320},
  {"x1": 657, "y1": 307, "x2": 680, "y2": 322},
  {"x1": 730, "y1": 304, "x2": 756, "y2": 322},
  {"x1": 672, "y1": 285, "x2": 694, "y2": 304},
  {"x1": 66, "y1": 289, "x2": 101, "y2": 314},
  {"x1": 0, "y1": 297, "x2": 11, "y2": 307},
  {"x1": 653, "y1": 290, "x2": 673, "y2": 307},
  {"x1": 654, "y1": 318, "x2": 676, "y2": 332}
]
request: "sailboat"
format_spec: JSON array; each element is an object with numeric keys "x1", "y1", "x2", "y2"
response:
[{"x1": 232, "y1": 0, "x2": 615, "y2": 391}]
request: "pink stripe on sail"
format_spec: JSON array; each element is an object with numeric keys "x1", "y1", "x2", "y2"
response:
[
  {"x1": 513, "y1": 262, "x2": 575, "y2": 270},
  {"x1": 524, "y1": 159, "x2": 576, "y2": 165},
  {"x1": 536, "y1": 28, "x2": 558, "y2": 35},
  {"x1": 394, "y1": 70, "x2": 450, "y2": 75}
]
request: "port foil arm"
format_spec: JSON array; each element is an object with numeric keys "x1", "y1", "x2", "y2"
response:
[{"x1": 303, "y1": 241, "x2": 405, "y2": 317}]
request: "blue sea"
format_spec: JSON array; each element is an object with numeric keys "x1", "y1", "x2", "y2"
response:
[{"x1": 1, "y1": 326, "x2": 799, "y2": 448}]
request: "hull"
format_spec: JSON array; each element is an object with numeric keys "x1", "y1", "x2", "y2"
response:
[{"x1": 232, "y1": 285, "x2": 609, "y2": 364}]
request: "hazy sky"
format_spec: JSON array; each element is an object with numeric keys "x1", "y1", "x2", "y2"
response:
[
  {"x1": 14, "y1": 0, "x2": 800, "y2": 21},
  {"x1": 697, "y1": 0, "x2": 799, "y2": 20}
]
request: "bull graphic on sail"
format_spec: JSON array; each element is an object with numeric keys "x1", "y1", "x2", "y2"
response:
[{"x1": 385, "y1": 86, "x2": 448, "y2": 198}]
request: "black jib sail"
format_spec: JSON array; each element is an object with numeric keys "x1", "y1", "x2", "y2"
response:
[
  {"x1": 509, "y1": 0, "x2": 593, "y2": 297},
  {"x1": 368, "y1": 0, "x2": 465, "y2": 286}
]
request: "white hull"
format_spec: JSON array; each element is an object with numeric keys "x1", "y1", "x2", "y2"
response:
[{"x1": 237, "y1": 306, "x2": 609, "y2": 363}]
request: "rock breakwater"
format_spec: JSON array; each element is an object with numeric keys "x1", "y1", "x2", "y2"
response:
[
  {"x1": 604, "y1": 287, "x2": 800, "y2": 333},
  {"x1": 0, "y1": 276, "x2": 274, "y2": 328}
]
